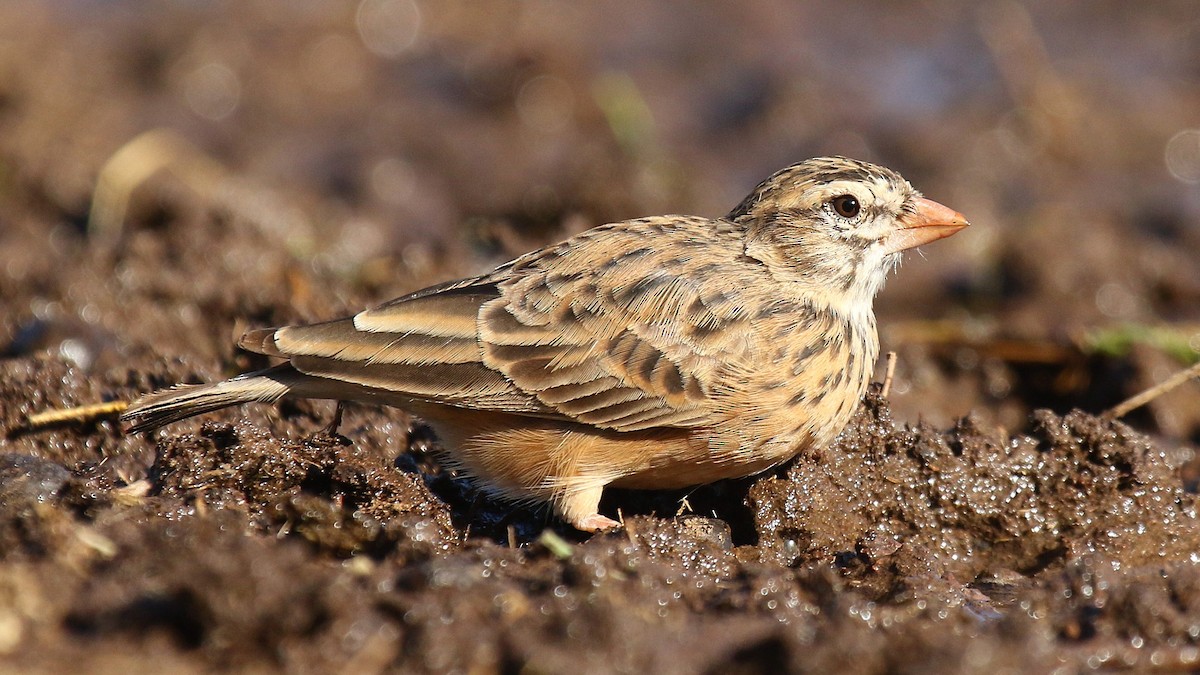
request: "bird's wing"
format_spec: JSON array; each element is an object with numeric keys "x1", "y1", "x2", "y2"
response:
[
  {"x1": 246, "y1": 217, "x2": 757, "y2": 431},
  {"x1": 245, "y1": 280, "x2": 558, "y2": 415}
]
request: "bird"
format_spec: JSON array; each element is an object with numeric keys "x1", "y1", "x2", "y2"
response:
[{"x1": 122, "y1": 156, "x2": 968, "y2": 532}]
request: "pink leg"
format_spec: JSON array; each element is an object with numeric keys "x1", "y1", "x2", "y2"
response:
[{"x1": 557, "y1": 484, "x2": 621, "y2": 532}]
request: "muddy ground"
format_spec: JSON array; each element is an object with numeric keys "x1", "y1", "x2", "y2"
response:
[{"x1": 2, "y1": 2, "x2": 1200, "y2": 673}]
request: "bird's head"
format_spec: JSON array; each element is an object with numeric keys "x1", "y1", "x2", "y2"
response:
[{"x1": 729, "y1": 156, "x2": 968, "y2": 314}]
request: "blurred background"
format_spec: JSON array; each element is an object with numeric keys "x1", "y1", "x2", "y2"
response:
[{"x1": 1, "y1": 0, "x2": 1198, "y2": 445}]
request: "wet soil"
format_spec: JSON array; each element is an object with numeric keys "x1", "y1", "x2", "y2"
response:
[{"x1": 3, "y1": 3, "x2": 1200, "y2": 673}]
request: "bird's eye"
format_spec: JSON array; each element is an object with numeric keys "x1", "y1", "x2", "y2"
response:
[{"x1": 830, "y1": 195, "x2": 861, "y2": 219}]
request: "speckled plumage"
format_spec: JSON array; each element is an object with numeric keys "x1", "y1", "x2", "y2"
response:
[{"x1": 123, "y1": 156, "x2": 968, "y2": 531}]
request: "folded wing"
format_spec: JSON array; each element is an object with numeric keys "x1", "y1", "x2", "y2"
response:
[{"x1": 242, "y1": 219, "x2": 755, "y2": 431}]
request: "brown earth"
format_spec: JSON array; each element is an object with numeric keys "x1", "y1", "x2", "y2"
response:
[{"x1": 2, "y1": 2, "x2": 1200, "y2": 673}]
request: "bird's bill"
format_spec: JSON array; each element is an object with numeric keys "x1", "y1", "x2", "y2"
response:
[{"x1": 884, "y1": 197, "x2": 969, "y2": 254}]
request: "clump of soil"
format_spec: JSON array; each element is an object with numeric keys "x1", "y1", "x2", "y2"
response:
[{"x1": 752, "y1": 395, "x2": 1200, "y2": 579}]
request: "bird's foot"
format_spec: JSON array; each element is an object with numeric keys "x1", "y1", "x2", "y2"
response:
[
  {"x1": 574, "y1": 513, "x2": 622, "y2": 532},
  {"x1": 557, "y1": 484, "x2": 620, "y2": 532}
]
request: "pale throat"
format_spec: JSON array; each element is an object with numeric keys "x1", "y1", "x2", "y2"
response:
[{"x1": 744, "y1": 236, "x2": 889, "y2": 323}]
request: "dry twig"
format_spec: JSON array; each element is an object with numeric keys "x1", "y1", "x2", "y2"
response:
[
  {"x1": 9, "y1": 400, "x2": 128, "y2": 437},
  {"x1": 881, "y1": 351, "x2": 898, "y2": 398},
  {"x1": 1105, "y1": 360, "x2": 1200, "y2": 420}
]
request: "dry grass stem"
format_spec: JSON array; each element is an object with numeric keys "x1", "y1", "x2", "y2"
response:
[
  {"x1": 1105, "y1": 360, "x2": 1200, "y2": 420},
  {"x1": 881, "y1": 351, "x2": 898, "y2": 398}
]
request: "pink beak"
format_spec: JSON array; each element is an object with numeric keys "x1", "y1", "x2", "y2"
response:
[{"x1": 884, "y1": 197, "x2": 969, "y2": 254}]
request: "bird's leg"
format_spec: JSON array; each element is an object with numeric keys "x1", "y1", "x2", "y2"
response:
[
  {"x1": 324, "y1": 400, "x2": 345, "y2": 437},
  {"x1": 556, "y1": 483, "x2": 620, "y2": 532}
]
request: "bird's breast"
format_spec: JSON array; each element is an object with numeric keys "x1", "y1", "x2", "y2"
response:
[{"x1": 714, "y1": 304, "x2": 879, "y2": 461}]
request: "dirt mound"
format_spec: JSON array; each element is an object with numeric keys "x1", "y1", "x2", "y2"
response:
[{"x1": 752, "y1": 397, "x2": 1199, "y2": 579}]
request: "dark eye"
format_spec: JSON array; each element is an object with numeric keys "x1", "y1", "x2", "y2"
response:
[{"x1": 830, "y1": 195, "x2": 860, "y2": 219}]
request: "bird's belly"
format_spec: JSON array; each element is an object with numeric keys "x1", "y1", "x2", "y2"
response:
[
  {"x1": 609, "y1": 442, "x2": 792, "y2": 489},
  {"x1": 413, "y1": 404, "x2": 710, "y2": 498}
]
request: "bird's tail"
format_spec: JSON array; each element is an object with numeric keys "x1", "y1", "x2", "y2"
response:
[{"x1": 122, "y1": 363, "x2": 303, "y2": 433}]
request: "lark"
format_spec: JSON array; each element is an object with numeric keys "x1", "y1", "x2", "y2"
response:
[{"x1": 124, "y1": 156, "x2": 968, "y2": 531}]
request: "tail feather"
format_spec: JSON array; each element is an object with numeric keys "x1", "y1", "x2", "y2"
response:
[{"x1": 122, "y1": 364, "x2": 296, "y2": 433}]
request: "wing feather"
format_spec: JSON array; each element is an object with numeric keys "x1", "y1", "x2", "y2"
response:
[
  {"x1": 290, "y1": 355, "x2": 548, "y2": 413},
  {"x1": 474, "y1": 219, "x2": 755, "y2": 431},
  {"x1": 274, "y1": 322, "x2": 479, "y2": 365},
  {"x1": 354, "y1": 283, "x2": 498, "y2": 337}
]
